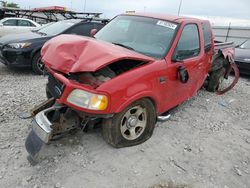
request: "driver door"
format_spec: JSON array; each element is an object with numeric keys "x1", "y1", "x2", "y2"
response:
[{"x1": 162, "y1": 23, "x2": 203, "y2": 110}]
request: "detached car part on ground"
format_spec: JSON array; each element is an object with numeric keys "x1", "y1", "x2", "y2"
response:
[
  {"x1": 0, "y1": 19, "x2": 107, "y2": 75},
  {"x1": 23, "y1": 13, "x2": 239, "y2": 164}
]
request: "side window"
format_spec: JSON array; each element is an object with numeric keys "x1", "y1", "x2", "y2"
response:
[
  {"x1": 3, "y1": 19, "x2": 17, "y2": 26},
  {"x1": 202, "y1": 22, "x2": 212, "y2": 52},
  {"x1": 66, "y1": 23, "x2": 96, "y2": 36},
  {"x1": 18, "y1": 20, "x2": 35, "y2": 27},
  {"x1": 173, "y1": 24, "x2": 200, "y2": 61}
]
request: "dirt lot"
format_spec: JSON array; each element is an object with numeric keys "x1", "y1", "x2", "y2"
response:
[{"x1": 0, "y1": 63, "x2": 250, "y2": 188}]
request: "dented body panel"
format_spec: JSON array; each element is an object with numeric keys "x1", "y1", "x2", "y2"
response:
[
  {"x1": 214, "y1": 41, "x2": 235, "y2": 63},
  {"x1": 25, "y1": 13, "x2": 238, "y2": 163},
  {"x1": 41, "y1": 35, "x2": 154, "y2": 74},
  {"x1": 41, "y1": 15, "x2": 218, "y2": 115}
]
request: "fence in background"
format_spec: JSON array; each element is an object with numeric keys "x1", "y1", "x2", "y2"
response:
[{"x1": 212, "y1": 25, "x2": 250, "y2": 45}]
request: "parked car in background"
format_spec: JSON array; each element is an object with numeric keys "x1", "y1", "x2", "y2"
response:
[
  {"x1": 235, "y1": 39, "x2": 250, "y2": 76},
  {"x1": 0, "y1": 19, "x2": 106, "y2": 74},
  {"x1": 0, "y1": 17, "x2": 40, "y2": 36}
]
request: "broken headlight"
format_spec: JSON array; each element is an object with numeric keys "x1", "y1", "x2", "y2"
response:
[{"x1": 67, "y1": 89, "x2": 108, "y2": 110}]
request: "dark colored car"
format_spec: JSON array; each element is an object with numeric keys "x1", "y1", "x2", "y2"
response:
[
  {"x1": 235, "y1": 39, "x2": 250, "y2": 76},
  {"x1": 0, "y1": 19, "x2": 106, "y2": 74}
]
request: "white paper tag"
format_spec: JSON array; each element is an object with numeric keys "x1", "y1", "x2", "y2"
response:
[{"x1": 157, "y1": 20, "x2": 177, "y2": 29}]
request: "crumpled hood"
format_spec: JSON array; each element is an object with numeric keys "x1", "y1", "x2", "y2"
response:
[{"x1": 41, "y1": 34, "x2": 154, "y2": 74}]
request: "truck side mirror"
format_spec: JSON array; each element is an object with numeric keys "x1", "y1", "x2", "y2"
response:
[
  {"x1": 90, "y1": 29, "x2": 98, "y2": 38},
  {"x1": 178, "y1": 66, "x2": 189, "y2": 83},
  {"x1": 172, "y1": 52, "x2": 183, "y2": 62}
]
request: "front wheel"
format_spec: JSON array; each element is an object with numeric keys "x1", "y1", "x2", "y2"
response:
[
  {"x1": 102, "y1": 98, "x2": 156, "y2": 148},
  {"x1": 32, "y1": 52, "x2": 44, "y2": 75}
]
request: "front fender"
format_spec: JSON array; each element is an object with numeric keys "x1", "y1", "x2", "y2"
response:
[
  {"x1": 30, "y1": 47, "x2": 42, "y2": 60},
  {"x1": 113, "y1": 91, "x2": 158, "y2": 114},
  {"x1": 96, "y1": 59, "x2": 166, "y2": 115}
]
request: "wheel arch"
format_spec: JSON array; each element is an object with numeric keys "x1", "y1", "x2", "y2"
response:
[
  {"x1": 113, "y1": 93, "x2": 159, "y2": 115},
  {"x1": 211, "y1": 51, "x2": 229, "y2": 72},
  {"x1": 31, "y1": 47, "x2": 42, "y2": 61}
]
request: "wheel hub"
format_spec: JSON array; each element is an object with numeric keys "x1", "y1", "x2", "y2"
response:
[
  {"x1": 120, "y1": 106, "x2": 147, "y2": 141},
  {"x1": 127, "y1": 116, "x2": 138, "y2": 128}
]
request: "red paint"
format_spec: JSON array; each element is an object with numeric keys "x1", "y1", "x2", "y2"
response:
[
  {"x1": 42, "y1": 14, "x2": 216, "y2": 115},
  {"x1": 41, "y1": 35, "x2": 154, "y2": 74},
  {"x1": 216, "y1": 63, "x2": 240, "y2": 95},
  {"x1": 33, "y1": 6, "x2": 67, "y2": 12}
]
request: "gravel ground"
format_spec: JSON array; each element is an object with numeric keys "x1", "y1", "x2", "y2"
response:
[{"x1": 0, "y1": 63, "x2": 250, "y2": 188}]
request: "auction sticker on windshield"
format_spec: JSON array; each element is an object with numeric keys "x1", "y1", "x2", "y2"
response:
[{"x1": 156, "y1": 20, "x2": 177, "y2": 29}]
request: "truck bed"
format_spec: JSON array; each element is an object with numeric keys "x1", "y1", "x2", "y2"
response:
[{"x1": 214, "y1": 40, "x2": 235, "y2": 63}]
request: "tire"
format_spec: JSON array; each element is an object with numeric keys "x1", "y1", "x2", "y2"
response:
[
  {"x1": 32, "y1": 52, "x2": 44, "y2": 75},
  {"x1": 102, "y1": 98, "x2": 156, "y2": 148},
  {"x1": 46, "y1": 85, "x2": 52, "y2": 99},
  {"x1": 207, "y1": 67, "x2": 226, "y2": 92}
]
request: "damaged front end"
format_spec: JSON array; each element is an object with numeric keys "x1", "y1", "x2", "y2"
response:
[
  {"x1": 67, "y1": 59, "x2": 148, "y2": 88},
  {"x1": 25, "y1": 102, "x2": 81, "y2": 164},
  {"x1": 24, "y1": 35, "x2": 153, "y2": 164},
  {"x1": 24, "y1": 59, "x2": 149, "y2": 164}
]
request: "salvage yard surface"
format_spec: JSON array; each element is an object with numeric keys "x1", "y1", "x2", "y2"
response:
[{"x1": 0, "y1": 63, "x2": 250, "y2": 188}]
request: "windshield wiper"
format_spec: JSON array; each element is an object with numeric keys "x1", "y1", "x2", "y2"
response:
[{"x1": 112, "y1": 43, "x2": 134, "y2": 51}]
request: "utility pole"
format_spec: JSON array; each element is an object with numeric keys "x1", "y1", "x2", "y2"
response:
[
  {"x1": 178, "y1": 0, "x2": 183, "y2": 16},
  {"x1": 84, "y1": 0, "x2": 86, "y2": 12}
]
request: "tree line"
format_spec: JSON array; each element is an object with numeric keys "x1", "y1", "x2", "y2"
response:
[{"x1": 0, "y1": 1, "x2": 19, "y2": 8}]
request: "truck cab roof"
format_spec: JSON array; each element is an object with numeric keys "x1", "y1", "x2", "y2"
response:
[{"x1": 122, "y1": 12, "x2": 209, "y2": 24}]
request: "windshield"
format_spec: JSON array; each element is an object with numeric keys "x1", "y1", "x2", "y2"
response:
[
  {"x1": 240, "y1": 40, "x2": 250, "y2": 49},
  {"x1": 95, "y1": 15, "x2": 178, "y2": 59},
  {"x1": 37, "y1": 20, "x2": 77, "y2": 35},
  {"x1": 0, "y1": 18, "x2": 7, "y2": 23}
]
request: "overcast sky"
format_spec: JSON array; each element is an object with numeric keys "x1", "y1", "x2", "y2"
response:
[{"x1": 12, "y1": 0, "x2": 250, "y2": 19}]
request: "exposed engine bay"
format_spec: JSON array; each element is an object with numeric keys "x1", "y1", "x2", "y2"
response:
[{"x1": 68, "y1": 59, "x2": 148, "y2": 88}]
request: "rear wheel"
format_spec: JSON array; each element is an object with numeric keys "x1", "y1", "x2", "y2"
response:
[
  {"x1": 207, "y1": 57, "x2": 227, "y2": 92},
  {"x1": 32, "y1": 52, "x2": 44, "y2": 75},
  {"x1": 207, "y1": 67, "x2": 226, "y2": 92},
  {"x1": 102, "y1": 98, "x2": 156, "y2": 148}
]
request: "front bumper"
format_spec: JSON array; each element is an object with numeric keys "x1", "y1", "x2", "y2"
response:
[
  {"x1": 31, "y1": 107, "x2": 55, "y2": 143},
  {"x1": 25, "y1": 106, "x2": 58, "y2": 161},
  {"x1": 0, "y1": 47, "x2": 32, "y2": 68}
]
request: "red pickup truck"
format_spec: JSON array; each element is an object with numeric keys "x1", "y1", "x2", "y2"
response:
[{"x1": 24, "y1": 13, "x2": 238, "y2": 163}]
